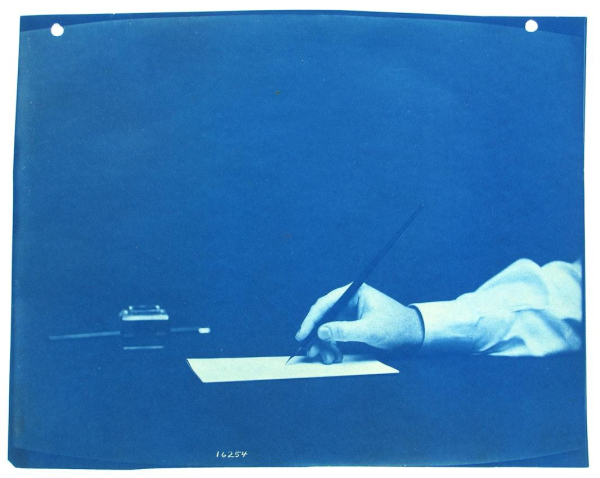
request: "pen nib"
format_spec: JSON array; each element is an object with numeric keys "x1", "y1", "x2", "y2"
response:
[{"x1": 286, "y1": 345, "x2": 304, "y2": 365}]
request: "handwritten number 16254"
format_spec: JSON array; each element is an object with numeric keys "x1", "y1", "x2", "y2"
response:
[{"x1": 216, "y1": 451, "x2": 248, "y2": 458}]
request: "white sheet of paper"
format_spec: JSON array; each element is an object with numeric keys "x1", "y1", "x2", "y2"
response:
[{"x1": 186, "y1": 354, "x2": 399, "y2": 383}]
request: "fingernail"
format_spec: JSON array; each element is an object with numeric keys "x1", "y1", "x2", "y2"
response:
[
  {"x1": 295, "y1": 330, "x2": 301, "y2": 341},
  {"x1": 318, "y1": 326, "x2": 331, "y2": 340}
]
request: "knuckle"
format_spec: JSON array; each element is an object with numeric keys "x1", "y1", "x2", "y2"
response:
[
  {"x1": 331, "y1": 324, "x2": 345, "y2": 341},
  {"x1": 364, "y1": 330, "x2": 377, "y2": 344},
  {"x1": 360, "y1": 283, "x2": 373, "y2": 298}
]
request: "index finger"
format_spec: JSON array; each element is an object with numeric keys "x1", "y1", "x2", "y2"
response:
[{"x1": 295, "y1": 284, "x2": 351, "y2": 341}]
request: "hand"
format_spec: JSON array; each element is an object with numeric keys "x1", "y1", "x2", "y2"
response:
[{"x1": 295, "y1": 283, "x2": 425, "y2": 364}]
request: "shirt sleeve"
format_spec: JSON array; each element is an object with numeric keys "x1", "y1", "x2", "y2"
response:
[{"x1": 411, "y1": 258, "x2": 583, "y2": 356}]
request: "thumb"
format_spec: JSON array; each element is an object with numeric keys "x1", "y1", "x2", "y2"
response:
[{"x1": 318, "y1": 320, "x2": 369, "y2": 343}]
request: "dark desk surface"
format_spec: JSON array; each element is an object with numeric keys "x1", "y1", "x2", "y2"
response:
[{"x1": 9, "y1": 335, "x2": 588, "y2": 468}]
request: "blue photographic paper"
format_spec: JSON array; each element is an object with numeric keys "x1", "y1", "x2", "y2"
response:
[{"x1": 9, "y1": 11, "x2": 587, "y2": 468}]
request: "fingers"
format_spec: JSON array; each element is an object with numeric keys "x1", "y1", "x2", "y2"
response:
[
  {"x1": 330, "y1": 342, "x2": 343, "y2": 363},
  {"x1": 307, "y1": 344, "x2": 320, "y2": 358},
  {"x1": 306, "y1": 341, "x2": 344, "y2": 364},
  {"x1": 295, "y1": 284, "x2": 352, "y2": 342},
  {"x1": 295, "y1": 299, "x2": 329, "y2": 342},
  {"x1": 321, "y1": 348, "x2": 336, "y2": 365},
  {"x1": 317, "y1": 319, "x2": 369, "y2": 343}
]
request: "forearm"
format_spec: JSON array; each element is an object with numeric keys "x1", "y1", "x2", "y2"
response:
[{"x1": 411, "y1": 259, "x2": 583, "y2": 356}]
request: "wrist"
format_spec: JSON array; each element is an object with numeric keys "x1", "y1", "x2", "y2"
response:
[
  {"x1": 388, "y1": 304, "x2": 425, "y2": 352},
  {"x1": 407, "y1": 305, "x2": 425, "y2": 349}
]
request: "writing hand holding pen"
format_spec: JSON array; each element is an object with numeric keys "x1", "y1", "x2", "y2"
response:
[{"x1": 294, "y1": 283, "x2": 425, "y2": 364}]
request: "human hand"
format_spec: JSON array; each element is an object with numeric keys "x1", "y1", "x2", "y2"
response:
[{"x1": 295, "y1": 283, "x2": 424, "y2": 364}]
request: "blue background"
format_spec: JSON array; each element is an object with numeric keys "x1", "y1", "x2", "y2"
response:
[{"x1": 10, "y1": 12, "x2": 586, "y2": 467}]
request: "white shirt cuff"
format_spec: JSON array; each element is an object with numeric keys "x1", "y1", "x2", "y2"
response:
[{"x1": 411, "y1": 299, "x2": 479, "y2": 354}]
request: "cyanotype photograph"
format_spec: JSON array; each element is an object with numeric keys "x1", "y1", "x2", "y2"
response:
[{"x1": 9, "y1": 10, "x2": 587, "y2": 468}]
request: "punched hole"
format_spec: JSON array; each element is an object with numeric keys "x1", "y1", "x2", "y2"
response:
[
  {"x1": 51, "y1": 23, "x2": 64, "y2": 37},
  {"x1": 525, "y1": 20, "x2": 538, "y2": 33}
]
